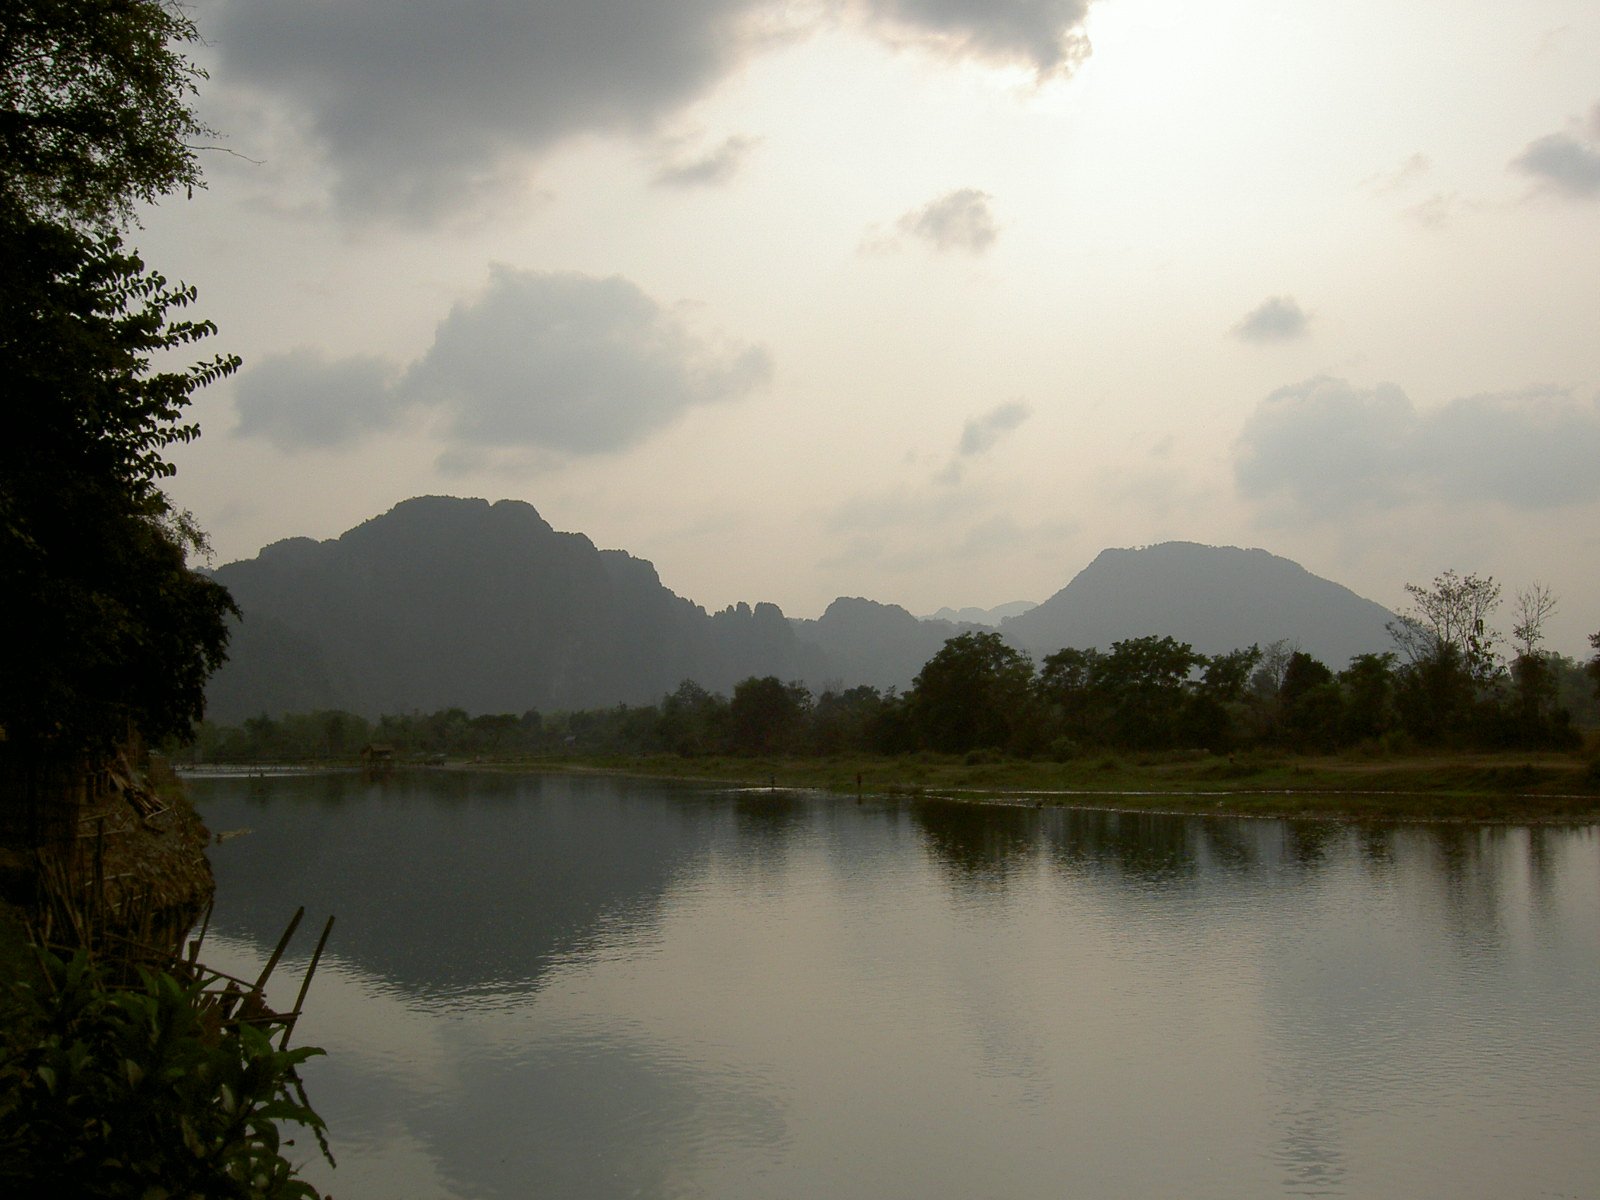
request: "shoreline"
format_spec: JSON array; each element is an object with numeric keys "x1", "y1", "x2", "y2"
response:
[{"x1": 179, "y1": 749, "x2": 1600, "y2": 823}]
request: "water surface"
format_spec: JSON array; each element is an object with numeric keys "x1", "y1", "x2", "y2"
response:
[{"x1": 188, "y1": 770, "x2": 1600, "y2": 1199}]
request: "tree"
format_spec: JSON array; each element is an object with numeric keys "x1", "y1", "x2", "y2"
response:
[
  {"x1": 1588, "y1": 632, "x2": 1600, "y2": 704},
  {"x1": 1388, "y1": 570, "x2": 1503, "y2": 686},
  {"x1": 1510, "y1": 583, "x2": 1557, "y2": 659},
  {"x1": 1036, "y1": 646, "x2": 1102, "y2": 741},
  {"x1": 1, "y1": 211, "x2": 238, "y2": 753},
  {"x1": 729, "y1": 677, "x2": 811, "y2": 755},
  {"x1": 1, "y1": 3, "x2": 236, "y2": 757},
  {"x1": 1185, "y1": 645, "x2": 1261, "y2": 751},
  {"x1": 1091, "y1": 635, "x2": 1202, "y2": 750},
  {"x1": 1, "y1": 0, "x2": 213, "y2": 231},
  {"x1": 911, "y1": 632, "x2": 1035, "y2": 754},
  {"x1": 1279, "y1": 652, "x2": 1342, "y2": 751},
  {"x1": 657, "y1": 680, "x2": 728, "y2": 756},
  {"x1": 1337, "y1": 652, "x2": 1396, "y2": 744}
]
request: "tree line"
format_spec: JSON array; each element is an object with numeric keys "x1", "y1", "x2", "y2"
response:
[{"x1": 194, "y1": 572, "x2": 1600, "y2": 763}]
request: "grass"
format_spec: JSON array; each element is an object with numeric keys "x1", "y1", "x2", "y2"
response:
[{"x1": 474, "y1": 748, "x2": 1600, "y2": 823}]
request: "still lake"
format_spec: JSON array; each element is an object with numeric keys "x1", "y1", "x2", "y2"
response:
[{"x1": 186, "y1": 769, "x2": 1600, "y2": 1200}]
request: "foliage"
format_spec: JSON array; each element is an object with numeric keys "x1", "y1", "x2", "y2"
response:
[
  {"x1": 194, "y1": 595, "x2": 1598, "y2": 765},
  {"x1": 911, "y1": 632, "x2": 1036, "y2": 754},
  {"x1": 729, "y1": 676, "x2": 812, "y2": 755},
  {"x1": 0, "y1": 945, "x2": 329, "y2": 1199},
  {"x1": 1589, "y1": 632, "x2": 1600, "y2": 702},
  {"x1": 1090, "y1": 635, "x2": 1204, "y2": 750},
  {"x1": 1, "y1": 202, "x2": 239, "y2": 752},
  {"x1": 0, "y1": 1, "x2": 238, "y2": 755},
  {"x1": 1388, "y1": 570, "x2": 1503, "y2": 686},
  {"x1": 1, "y1": 0, "x2": 212, "y2": 231}
]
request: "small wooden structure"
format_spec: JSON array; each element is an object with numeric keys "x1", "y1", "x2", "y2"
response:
[{"x1": 359, "y1": 742, "x2": 396, "y2": 778}]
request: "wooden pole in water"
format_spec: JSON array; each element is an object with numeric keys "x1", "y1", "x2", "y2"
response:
[
  {"x1": 252, "y1": 905, "x2": 304, "y2": 995},
  {"x1": 280, "y1": 914, "x2": 335, "y2": 1050}
]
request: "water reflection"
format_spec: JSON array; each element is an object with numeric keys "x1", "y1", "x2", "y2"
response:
[{"x1": 188, "y1": 773, "x2": 1600, "y2": 1200}]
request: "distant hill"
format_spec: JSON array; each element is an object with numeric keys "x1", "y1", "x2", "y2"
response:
[
  {"x1": 1001, "y1": 542, "x2": 1395, "y2": 668},
  {"x1": 921, "y1": 601, "x2": 1037, "y2": 626},
  {"x1": 204, "y1": 504, "x2": 1400, "y2": 722},
  {"x1": 789, "y1": 598, "x2": 982, "y2": 693},
  {"x1": 205, "y1": 497, "x2": 824, "y2": 722}
]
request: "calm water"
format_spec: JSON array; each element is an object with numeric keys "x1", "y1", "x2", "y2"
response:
[{"x1": 186, "y1": 770, "x2": 1600, "y2": 1200}]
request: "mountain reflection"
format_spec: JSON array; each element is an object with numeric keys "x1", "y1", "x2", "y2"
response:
[{"x1": 194, "y1": 771, "x2": 723, "y2": 996}]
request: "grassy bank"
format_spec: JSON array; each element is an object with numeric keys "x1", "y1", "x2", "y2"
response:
[{"x1": 497, "y1": 748, "x2": 1600, "y2": 823}]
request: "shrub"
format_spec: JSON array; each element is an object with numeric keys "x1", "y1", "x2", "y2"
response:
[{"x1": 0, "y1": 944, "x2": 329, "y2": 1198}]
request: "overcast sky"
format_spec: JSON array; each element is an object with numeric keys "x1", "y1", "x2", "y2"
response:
[{"x1": 145, "y1": 0, "x2": 1600, "y2": 655}]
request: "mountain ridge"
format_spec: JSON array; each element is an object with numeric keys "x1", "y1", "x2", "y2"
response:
[{"x1": 204, "y1": 498, "x2": 1396, "y2": 721}]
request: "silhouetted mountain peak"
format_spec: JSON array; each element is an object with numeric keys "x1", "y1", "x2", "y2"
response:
[{"x1": 1002, "y1": 541, "x2": 1393, "y2": 668}]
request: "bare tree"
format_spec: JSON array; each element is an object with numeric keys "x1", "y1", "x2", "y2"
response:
[
  {"x1": 1510, "y1": 583, "x2": 1558, "y2": 659},
  {"x1": 1388, "y1": 570, "x2": 1502, "y2": 683}
]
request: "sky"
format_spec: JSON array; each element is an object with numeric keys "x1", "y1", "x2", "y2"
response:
[{"x1": 142, "y1": 0, "x2": 1600, "y2": 656}]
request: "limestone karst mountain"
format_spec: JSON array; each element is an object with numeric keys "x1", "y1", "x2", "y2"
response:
[
  {"x1": 204, "y1": 496, "x2": 823, "y2": 721},
  {"x1": 204, "y1": 502, "x2": 1397, "y2": 723}
]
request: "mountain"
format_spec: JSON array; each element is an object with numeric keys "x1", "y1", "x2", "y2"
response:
[
  {"x1": 921, "y1": 601, "x2": 1037, "y2": 626},
  {"x1": 1000, "y1": 542, "x2": 1395, "y2": 668},
  {"x1": 788, "y1": 598, "x2": 982, "y2": 693},
  {"x1": 204, "y1": 497, "x2": 824, "y2": 722},
  {"x1": 204, "y1": 503, "x2": 1400, "y2": 723}
]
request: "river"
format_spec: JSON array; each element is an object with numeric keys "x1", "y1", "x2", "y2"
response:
[{"x1": 186, "y1": 768, "x2": 1600, "y2": 1199}]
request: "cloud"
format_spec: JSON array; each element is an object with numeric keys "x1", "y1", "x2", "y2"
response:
[
  {"x1": 406, "y1": 268, "x2": 772, "y2": 453},
  {"x1": 212, "y1": 0, "x2": 756, "y2": 219},
  {"x1": 234, "y1": 269, "x2": 770, "y2": 457},
  {"x1": 211, "y1": 1, "x2": 1096, "y2": 221},
  {"x1": 1234, "y1": 377, "x2": 1600, "y2": 520},
  {"x1": 958, "y1": 401, "x2": 1032, "y2": 455},
  {"x1": 1231, "y1": 296, "x2": 1310, "y2": 343},
  {"x1": 1403, "y1": 192, "x2": 1459, "y2": 229},
  {"x1": 898, "y1": 188, "x2": 1000, "y2": 253},
  {"x1": 866, "y1": 0, "x2": 1093, "y2": 76},
  {"x1": 1364, "y1": 152, "x2": 1430, "y2": 195},
  {"x1": 1510, "y1": 106, "x2": 1600, "y2": 198},
  {"x1": 653, "y1": 135, "x2": 759, "y2": 187},
  {"x1": 233, "y1": 349, "x2": 403, "y2": 450},
  {"x1": 932, "y1": 401, "x2": 1032, "y2": 484}
]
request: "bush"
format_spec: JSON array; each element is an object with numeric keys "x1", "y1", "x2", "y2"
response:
[{"x1": 0, "y1": 944, "x2": 329, "y2": 1198}]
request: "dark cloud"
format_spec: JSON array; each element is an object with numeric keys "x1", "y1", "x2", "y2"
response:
[
  {"x1": 653, "y1": 135, "x2": 759, "y2": 187},
  {"x1": 1234, "y1": 377, "x2": 1600, "y2": 519},
  {"x1": 233, "y1": 349, "x2": 402, "y2": 450},
  {"x1": 210, "y1": 2, "x2": 1095, "y2": 220},
  {"x1": 212, "y1": 0, "x2": 754, "y2": 218},
  {"x1": 1510, "y1": 107, "x2": 1600, "y2": 198},
  {"x1": 898, "y1": 188, "x2": 1000, "y2": 253},
  {"x1": 405, "y1": 268, "x2": 772, "y2": 454},
  {"x1": 235, "y1": 270, "x2": 770, "y2": 457},
  {"x1": 1232, "y1": 296, "x2": 1310, "y2": 343},
  {"x1": 870, "y1": 0, "x2": 1093, "y2": 75}
]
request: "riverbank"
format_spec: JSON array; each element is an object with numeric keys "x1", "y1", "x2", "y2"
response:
[{"x1": 505, "y1": 749, "x2": 1600, "y2": 823}]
